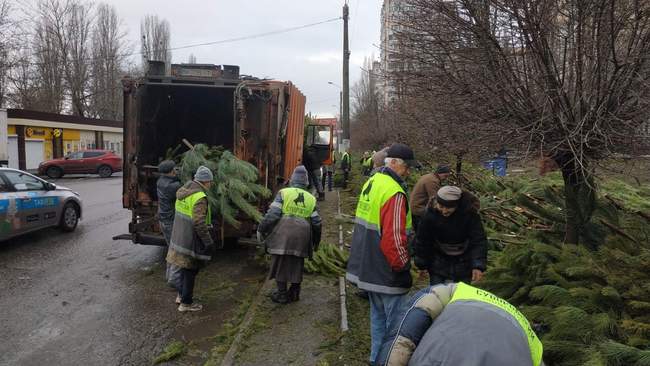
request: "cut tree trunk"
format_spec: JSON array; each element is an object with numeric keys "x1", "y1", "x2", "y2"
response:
[{"x1": 557, "y1": 154, "x2": 596, "y2": 245}]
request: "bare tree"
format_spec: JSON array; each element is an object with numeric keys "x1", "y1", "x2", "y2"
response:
[
  {"x1": 390, "y1": 0, "x2": 650, "y2": 244},
  {"x1": 89, "y1": 3, "x2": 127, "y2": 120},
  {"x1": 0, "y1": 0, "x2": 14, "y2": 107},
  {"x1": 7, "y1": 50, "x2": 41, "y2": 109},
  {"x1": 32, "y1": 0, "x2": 68, "y2": 113},
  {"x1": 62, "y1": 0, "x2": 93, "y2": 116},
  {"x1": 140, "y1": 14, "x2": 171, "y2": 70}
]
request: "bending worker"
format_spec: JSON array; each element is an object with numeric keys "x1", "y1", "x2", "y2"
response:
[
  {"x1": 414, "y1": 186, "x2": 487, "y2": 285},
  {"x1": 376, "y1": 282, "x2": 544, "y2": 366}
]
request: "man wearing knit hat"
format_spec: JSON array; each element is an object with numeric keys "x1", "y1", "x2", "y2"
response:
[
  {"x1": 157, "y1": 160, "x2": 183, "y2": 289},
  {"x1": 409, "y1": 164, "x2": 451, "y2": 231},
  {"x1": 413, "y1": 185, "x2": 488, "y2": 286},
  {"x1": 258, "y1": 165, "x2": 322, "y2": 304},
  {"x1": 167, "y1": 165, "x2": 215, "y2": 312}
]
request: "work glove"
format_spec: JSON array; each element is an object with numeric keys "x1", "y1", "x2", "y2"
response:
[{"x1": 413, "y1": 256, "x2": 430, "y2": 271}]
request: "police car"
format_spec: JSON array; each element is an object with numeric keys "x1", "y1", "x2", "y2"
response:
[{"x1": 0, "y1": 168, "x2": 82, "y2": 241}]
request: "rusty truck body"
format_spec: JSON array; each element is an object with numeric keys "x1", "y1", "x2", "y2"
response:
[{"x1": 117, "y1": 63, "x2": 306, "y2": 245}]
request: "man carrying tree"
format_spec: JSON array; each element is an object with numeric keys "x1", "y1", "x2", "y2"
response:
[
  {"x1": 414, "y1": 186, "x2": 488, "y2": 286},
  {"x1": 346, "y1": 143, "x2": 418, "y2": 365},
  {"x1": 258, "y1": 165, "x2": 322, "y2": 304},
  {"x1": 166, "y1": 166, "x2": 215, "y2": 312}
]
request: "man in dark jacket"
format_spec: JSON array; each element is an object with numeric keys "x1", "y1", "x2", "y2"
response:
[
  {"x1": 258, "y1": 165, "x2": 322, "y2": 304},
  {"x1": 157, "y1": 160, "x2": 183, "y2": 289},
  {"x1": 414, "y1": 186, "x2": 488, "y2": 285},
  {"x1": 376, "y1": 283, "x2": 544, "y2": 366},
  {"x1": 302, "y1": 148, "x2": 325, "y2": 201},
  {"x1": 409, "y1": 164, "x2": 451, "y2": 231},
  {"x1": 167, "y1": 166, "x2": 215, "y2": 312}
]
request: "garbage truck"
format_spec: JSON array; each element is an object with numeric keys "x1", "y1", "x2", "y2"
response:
[{"x1": 114, "y1": 62, "x2": 334, "y2": 246}]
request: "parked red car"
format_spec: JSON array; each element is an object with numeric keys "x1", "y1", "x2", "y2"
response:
[{"x1": 38, "y1": 150, "x2": 123, "y2": 179}]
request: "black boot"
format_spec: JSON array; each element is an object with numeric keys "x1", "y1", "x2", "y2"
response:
[
  {"x1": 288, "y1": 283, "x2": 301, "y2": 302},
  {"x1": 271, "y1": 281, "x2": 289, "y2": 304}
]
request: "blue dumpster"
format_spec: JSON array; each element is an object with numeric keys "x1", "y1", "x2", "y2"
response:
[{"x1": 482, "y1": 158, "x2": 507, "y2": 176}]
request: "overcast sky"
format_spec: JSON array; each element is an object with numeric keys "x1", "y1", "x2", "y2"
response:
[{"x1": 104, "y1": 0, "x2": 383, "y2": 117}]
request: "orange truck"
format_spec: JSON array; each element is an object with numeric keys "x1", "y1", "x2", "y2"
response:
[{"x1": 115, "y1": 62, "x2": 320, "y2": 246}]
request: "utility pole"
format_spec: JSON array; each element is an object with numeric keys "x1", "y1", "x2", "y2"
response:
[{"x1": 342, "y1": 2, "x2": 351, "y2": 150}]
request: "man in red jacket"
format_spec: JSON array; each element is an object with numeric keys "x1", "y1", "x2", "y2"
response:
[{"x1": 346, "y1": 143, "x2": 418, "y2": 365}]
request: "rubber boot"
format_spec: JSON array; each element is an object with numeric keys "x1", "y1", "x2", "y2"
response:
[
  {"x1": 271, "y1": 281, "x2": 289, "y2": 304},
  {"x1": 288, "y1": 283, "x2": 301, "y2": 302}
]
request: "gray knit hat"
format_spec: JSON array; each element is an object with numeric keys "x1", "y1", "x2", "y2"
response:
[
  {"x1": 194, "y1": 165, "x2": 214, "y2": 182},
  {"x1": 158, "y1": 160, "x2": 176, "y2": 174},
  {"x1": 290, "y1": 165, "x2": 309, "y2": 187},
  {"x1": 436, "y1": 186, "x2": 462, "y2": 207}
]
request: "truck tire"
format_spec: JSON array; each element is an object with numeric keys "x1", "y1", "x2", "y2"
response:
[
  {"x1": 46, "y1": 166, "x2": 63, "y2": 179},
  {"x1": 60, "y1": 202, "x2": 79, "y2": 232},
  {"x1": 98, "y1": 165, "x2": 113, "y2": 178}
]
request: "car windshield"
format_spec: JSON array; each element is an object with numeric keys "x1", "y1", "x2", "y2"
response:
[{"x1": 3, "y1": 171, "x2": 45, "y2": 191}]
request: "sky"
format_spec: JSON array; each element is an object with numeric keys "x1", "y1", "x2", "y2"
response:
[{"x1": 104, "y1": 0, "x2": 383, "y2": 118}]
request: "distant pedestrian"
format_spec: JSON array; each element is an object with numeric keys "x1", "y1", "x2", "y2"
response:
[
  {"x1": 303, "y1": 148, "x2": 325, "y2": 201},
  {"x1": 409, "y1": 164, "x2": 451, "y2": 231},
  {"x1": 361, "y1": 151, "x2": 373, "y2": 176},
  {"x1": 414, "y1": 186, "x2": 488, "y2": 286},
  {"x1": 157, "y1": 160, "x2": 183, "y2": 289},
  {"x1": 346, "y1": 143, "x2": 418, "y2": 365},
  {"x1": 258, "y1": 165, "x2": 322, "y2": 304},
  {"x1": 167, "y1": 166, "x2": 215, "y2": 312},
  {"x1": 322, "y1": 153, "x2": 335, "y2": 192},
  {"x1": 340, "y1": 151, "x2": 351, "y2": 188}
]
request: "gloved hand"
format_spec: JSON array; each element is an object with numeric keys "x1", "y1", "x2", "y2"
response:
[{"x1": 413, "y1": 256, "x2": 430, "y2": 270}]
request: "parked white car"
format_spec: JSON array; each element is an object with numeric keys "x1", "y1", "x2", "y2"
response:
[{"x1": 0, "y1": 168, "x2": 82, "y2": 241}]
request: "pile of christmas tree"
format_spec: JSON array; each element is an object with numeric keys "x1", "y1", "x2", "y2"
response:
[
  {"x1": 168, "y1": 143, "x2": 271, "y2": 228},
  {"x1": 464, "y1": 167, "x2": 650, "y2": 365}
]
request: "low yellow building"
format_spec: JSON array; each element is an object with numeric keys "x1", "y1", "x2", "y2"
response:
[{"x1": 6, "y1": 109, "x2": 122, "y2": 171}]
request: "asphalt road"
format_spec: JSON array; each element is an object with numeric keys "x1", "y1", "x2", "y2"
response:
[{"x1": 0, "y1": 176, "x2": 172, "y2": 366}]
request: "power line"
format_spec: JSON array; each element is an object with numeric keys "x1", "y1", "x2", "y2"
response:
[{"x1": 17, "y1": 16, "x2": 343, "y2": 66}]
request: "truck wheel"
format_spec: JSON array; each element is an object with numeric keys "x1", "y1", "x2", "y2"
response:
[
  {"x1": 98, "y1": 165, "x2": 113, "y2": 178},
  {"x1": 60, "y1": 202, "x2": 79, "y2": 232},
  {"x1": 46, "y1": 166, "x2": 63, "y2": 179}
]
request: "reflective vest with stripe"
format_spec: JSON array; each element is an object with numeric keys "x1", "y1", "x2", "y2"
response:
[
  {"x1": 169, "y1": 190, "x2": 212, "y2": 261},
  {"x1": 345, "y1": 172, "x2": 413, "y2": 294},
  {"x1": 363, "y1": 157, "x2": 373, "y2": 168},
  {"x1": 280, "y1": 187, "x2": 316, "y2": 219},
  {"x1": 450, "y1": 282, "x2": 544, "y2": 366}
]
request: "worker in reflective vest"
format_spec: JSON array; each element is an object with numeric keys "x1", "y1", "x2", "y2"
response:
[
  {"x1": 258, "y1": 165, "x2": 322, "y2": 304},
  {"x1": 340, "y1": 151, "x2": 351, "y2": 188},
  {"x1": 346, "y1": 143, "x2": 419, "y2": 365},
  {"x1": 377, "y1": 282, "x2": 544, "y2": 366},
  {"x1": 167, "y1": 166, "x2": 215, "y2": 313}
]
